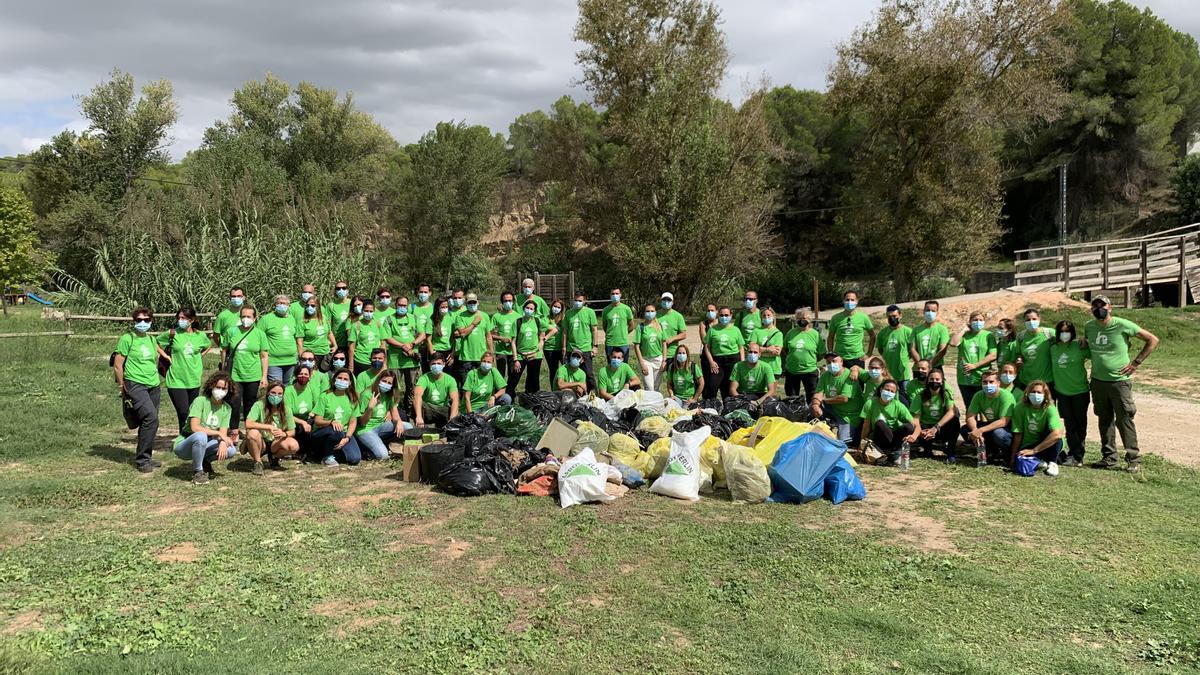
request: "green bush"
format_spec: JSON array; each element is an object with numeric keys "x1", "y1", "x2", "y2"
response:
[{"x1": 1172, "y1": 154, "x2": 1200, "y2": 224}]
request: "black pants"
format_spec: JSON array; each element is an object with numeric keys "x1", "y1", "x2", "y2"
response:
[
  {"x1": 452, "y1": 360, "x2": 479, "y2": 387},
  {"x1": 959, "y1": 384, "x2": 981, "y2": 413},
  {"x1": 914, "y1": 415, "x2": 960, "y2": 452},
  {"x1": 495, "y1": 354, "x2": 514, "y2": 381},
  {"x1": 1057, "y1": 390, "x2": 1090, "y2": 461},
  {"x1": 124, "y1": 380, "x2": 161, "y2": 469},
  {"x1": 399, "y1": 367, "x2": 419, "y2": 415},
  {"x1": 872, "y1": 419, "x2": 915, "y2": 456},
  {"x1": 230, "y1": 381, "x2": 259, "y2": 431},
  {"x1": 353, "y1": 361, "x2": 371, "y2": 376},
  {"x1": 508, "y1": 358, "x2": 542, "y2": 394},
  {"x1": 167, "y1": 387, "x2": 200, "y2": 435},
  {"x1": 785, "y1": 371, "x2": 817, "y2": 402},
  {"x1": 580, "y1": 352, "x2": 596, "y2": 393},
  {"x1": 545, "y1": 351, "x2": 563, "y2": 389},
  {"x1": 705, "y1": 355, "x2": 739, "y2": 399}
]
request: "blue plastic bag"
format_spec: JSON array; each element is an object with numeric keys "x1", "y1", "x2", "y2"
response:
[
  {"x1": 1014, "y1": 455, "x2": 1040, "y2": 477},
  {"x1": 823, "y1": 458, "x2": 867, "y2": 504},
  {"x1": 767, "y1": 432, "x2": 847, "y2": 503},
  {"x1": 611, "y1": 460, "x2": 646, "y2": 488}
]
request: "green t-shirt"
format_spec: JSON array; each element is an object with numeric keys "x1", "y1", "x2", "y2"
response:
[
  {"x1": 314, "y1": 391, "x2": 357, "y2": 426},
  {"x1": 515, "y1": 315, "x2": 549, "y2": 358},
  {"x1": 564, "y1": 306, "x2": 598, "y2": 352},
  {"x1": 859, "y1": 370, "x2": 888, "y2": 399},
  {"x1": 1016, "y1": 327, "x2": 1055, "y2": 385},
  {"x1": 453, "y1": 311, "x2": 492, "y2": 361},
  {"x1": 285, "y1": 382, "x2": 319, "y2": 420},
  {"x1": 464, "y1": 367, "x2": 507, "y2": 401},
  {"x1": 417, "y1": 372, "x2": 457, "y2": 406},
  {"x1": 545, "y1": 317, "x2": 565, "y2": 352},
  {"x1": 525, "y1": 294, "x2": 550, "y2": 318},
  {"x1": 309, "y1": 371, "x2": 330, "y2": 395},
  {"x1": 731, "y1": 360, "x2": 775, "y2": 395},
  {"x1": 667, "y1": 361, "x2": 703, "y2": 399},
  {"x1": 301, "y1": 316, "x2": 333, "y2": 356},
  {"x1": 633, "y1": 322, "x2": 665, "y2": 359},
  {"x1": 490, "y1": 310, "x2": 520, "y2": 356},
  {"x1": 383, "y1": 315, "x2": 424, "y2": 370},
  {"x1": 222, "y1": 326, "x2": 267, "y2": 383},
  {"x1": 248, "y1": 399, "x2": 294, "y2": 442},
  {"x1": 1012, "y1": 402, "x2": 1064, "y2": 443},
  {"x1": 829, "y1": 310, "x2": 874, "y2": 360},
  {"x1": 116, "y1": 332, "x2": 160, "y2": 387},
  {"x1": 816, "y1": 369, "x2": 863, "y2": 421},
  {"x1": 349, "y1": 319, "x2": 384, "y2": 365},
  {"x1": 176, "y1": 396, "x2": 232, "y2": 444},
  {"x1": 913, "y1": 322, "x2": 950, "y2": 362},
  {"x1": 754, "y1": 326, "x2": 784, "y2": 376},
  {"x1": 324, "y1": 300, "x2": 354, "y2": 345},
  {"x1": 1084, "y1": 317, "x2": 1142, "y2": 382},
  {"x1": 783, "y1": 327, "x2": 821, "y2": 375},
  {"x1": 734, "y1": 309, "x2": 762, "y2": 344},
  {"x1": 598, "y1": 362, "x2": 638, "y2": 395},
  {"x1": 356, "y1": 390, "x2": 396, "y2": 434},
  {"x1": 601, "y1": 303, "x2": 634, "y2": 347},
  {"x1": 908, "y1": 387, "x2": 955, "y2": 427},
  {"x1": 213, "y1": 307, "x2": 241, "y2": 345},
  {"x1": 704, "y1": 323, "x2": 746, "y2": 357},
  {"x1": 375, "y1": 306, "x2": 396, "y2": 324},
  {"x1": 997, "y1": 339, "x2": 1020, "y2": 370},
  {"x1": 860, "y1": 396, "x2": 913, "y2": 430},
  {"x1": 967, "y1": 389, "x2": 1017, "y2": 425},
  {"x1": 431, "y1": 311, "x2": 455, "y2": 352},
  {"x1": 957, "y1": 330, "x2": 997, "y2": 386},
  {"x1": 658, "y1": 309, "x2": 687, "y2": 358},
  {"x1": 158, "y1": 331, "x2": 210, "y2": 389},
  {"x1": 411, "y1": 303, "x2": 435, "y2": 338},
  {"x1": 1050, "y1": 341, "x2": 1090, "y2": 396},
  {"x1": 258, "y1": 311, "x2": 302, "y2": 366},
  {"x1": 555, "y1": 364, "x2": 588, "y2": 387},
  {"x1": 876, "y1": 325, "x2": 914, "y2": 381},
  {"x1": 288, "y1": 299, "x2": 307, "y2": 324},
  {"x1": 354, "y1": 369, "x2": 385, "y2": 394}
]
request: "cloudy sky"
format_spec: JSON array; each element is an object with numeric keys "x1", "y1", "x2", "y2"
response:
[{"x1": 1, "y1": 0, "x2": 1197, "y2": 159}]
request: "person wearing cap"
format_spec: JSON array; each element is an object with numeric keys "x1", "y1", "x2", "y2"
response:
[
  {"x1": 564, "y1": 291, "x2": 600, "y2": 392},
  {"x1": 827, "y1": 290, "x2": 875, "y2": 376},
  {"x1": 782, "y1": 307, "x2": 821, "y2": 401},
  {"x1": 728, "y1": 343, "x2": 777, "y2": 404},
  {"x1": 733, "y1": 290, "x2": 762, "y2": 344},
  {"x1": 556, "y1": 349, "x2": 589, "y2": 397},
  {"x1": 520, "y1": 278, "x2": 551, "y2": 318},
  {"x1": 811, "y1": 353, "x2": 865, "y2": 446},
  {"x1": 1082, "y1": 294, "x2": 1159, "y2": 473},
  {"x1": 876, "y1": 304, "x2": 915, "y2": 404},
  {"x1": 658, "y1": 292, "x2": 688, "y2": 361},
  {"x1": 451, "y1": 293, "x2": 493, "y2": 384},
  {"x1": 912, "y1": 300, "x2": 950, "y2": 367},
  {"x1": 601, "y1": 288, "x2": 635, "y2": 360}
]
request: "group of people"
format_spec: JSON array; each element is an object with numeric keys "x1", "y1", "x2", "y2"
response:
[{"x1": 112, "y1": 281, "x2": 1158, "y2": 484}]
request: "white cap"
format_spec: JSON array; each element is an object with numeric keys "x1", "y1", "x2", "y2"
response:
[{"x1": 661, "y1": 292, "x2": 674, "y2": 300}]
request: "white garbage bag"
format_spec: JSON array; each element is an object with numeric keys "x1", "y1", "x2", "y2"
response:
[
  {"x1": 559, "y1": 448, "x2": 616, "y2": 508},
  {"x1": 649, "y1": 426, "x2": 709, "y2": 502}
]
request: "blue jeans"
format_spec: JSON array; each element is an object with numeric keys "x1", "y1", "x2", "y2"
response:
[
  {"x1": 310, "y1": 425, "x2": 362, "y2": 465},
  {"x1": 826, "y1": 408, "x2": 862, "y2": 447},
  {"x1": 962, "y1": 425, "x2": 1013, "y2": 460},
  {"x1": 173, "y1": 432, "x2": 224, "y2": 473},
  {"x1": 267, "y1": 364, "x2": 295, "y2": 386},
  {"x1": 356, "y1": 421, "x2": 398, "y2": 460}
]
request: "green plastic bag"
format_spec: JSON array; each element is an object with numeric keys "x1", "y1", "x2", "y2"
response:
[
  {"x1": 723, "y1": 409, "x2": 755, "y2": 428},
  {"x1": 490, "y1": 405, "x2": 544, "y2": 444}
]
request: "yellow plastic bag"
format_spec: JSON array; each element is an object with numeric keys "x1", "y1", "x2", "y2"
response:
[
  {"x1": 607, "y1": 432, "x2": 655, "y2": 476},
  {"x1": 572, "y1": 421, "x2": 610, "y2": 456},
  {"x1": 721, "y1": 443, "x2": 771, "y2": 503},
  {"x1": 647, "y1": 437, "x2": 672, "y2": 478},
  {"x1": 700, "y1": 436, "x2": 726, "y2": 486},
  {"x1": 636, "y1": 415, "x2": 672, "y2": 438}
]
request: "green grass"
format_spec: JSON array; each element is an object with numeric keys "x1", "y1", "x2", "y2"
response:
[{"x1": 2, "y1": 305, "x2": 1200, "y2": 672}]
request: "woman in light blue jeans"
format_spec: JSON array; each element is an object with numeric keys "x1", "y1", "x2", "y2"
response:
[
  {"x1": 173, "y1": 372, "x2": 237, "y2": 485},
  {"x1": 355, "y1": 371, "x2": 411, "y2": 460}
]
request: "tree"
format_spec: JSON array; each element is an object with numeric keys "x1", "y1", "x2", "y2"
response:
[
  {"x1": 396, "y1": 121, "x2": 508, "y2": 291},
  {"x1": 1173, "y1": 154, "x2": 1200, "y2": 225},
  {"x1": 507, "y1": 109, "x2": 550, "y2": 177},
  {"x1": 0, "y1": 188, "x2": 54, "y2": 314},
  {"x1": 829, "y1": 0, "x2": 1069, "y2": 300}
]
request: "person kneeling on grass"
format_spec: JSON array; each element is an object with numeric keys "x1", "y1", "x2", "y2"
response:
[
  {"x1": 464, "y1": 352, "x2": 511, "y2": 412},
  {"x1": 909, "y1": 368, "x2": 959, "y2": 458},
  {"x1": 414, "y1": 355, "x2": 459, "y2": 428},
  {"x1": 728, "y1": 343, "x2": 777, "y2": 405},
  {"x1": 811, "y1": 354, "x2": 865, "y2": 447},
  {"x1": 243, "y1": 381, "x2": 300, "y2": 475},
  {"x1": 596, "y1": 347, "x2": 641, "y2": 401},
  {"x1": 859, "y1": 380, "x2": 920, "y2": 465},
  {"x1": 285, "y1": 365, "x2": 319, "y2": 456},
  {"x1": 311, "y1": 369, "x2": 362, "y2": 467},
  {"x1": 355, "y1": 370, "x2": 407, "y2": 461},
  {"x1": 1009, "y1": 380, "x2": 1064, "y2": 475},
  {"x1": 173, "y1": 372, "x2": 236, "y2": 485},
  {"x1": 555, "y1": 350, "x2": 589, "y2": 398},
  {"x1": 962, "y1": 371, "x2": 1015, "y2": 465},
  {"x1": 665, "y1": 345, "x2": 704, "y2": 407}
]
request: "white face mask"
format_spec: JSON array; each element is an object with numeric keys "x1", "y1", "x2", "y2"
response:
[
  {"x1": 240, "y1": 317, "x2": 254, "y2": 328},
  {"x1": 211, "y1": 388, "x2": 227, "y2": 401}
]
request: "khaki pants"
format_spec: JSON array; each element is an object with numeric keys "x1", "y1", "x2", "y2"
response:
[{"x1": 1090, "y1": 378, "x2": 1139, "y2": 466}]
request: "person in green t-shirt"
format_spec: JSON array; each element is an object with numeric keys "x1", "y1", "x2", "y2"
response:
[
  {"x1": 414, "y1": 355, "x2": 460, "y2": 427},
  {"x1": 288, "y1": 283, "x2": 317, "y2": 323},
  {"x1": 114, "y1": 307, "x2": 167, "y2": 473},
  {"x1": 411, "y1": 283, "x2": 436, "y2": 370},
  {"x1": 510, "y1": 300, "x2": 554, "y2": 393},
  {"x1": 908, "y1": 359, "x2": 932, "y2": 401},
  {"x1": 1050, "y1": 319, "x2": 1090, "y2": 467},
  {"x1": 702, "y1": 307, "x2": 747, "y2": 399},
  {"x1": 348, "y1": 299, "x2": 385, "y2": 375},
  {"x1": 160, "y1": 307, "x2": 215, "y2": 435},
  {"x1": 223, "y1": 306, "x2": 269, "y2": 444},
  {"x1": 355, "y1": 371, "x2": 404, "y2": 461},
  {"x1": 259, "y1": 294, "x2": 303, "y2": 385},
  {"x1": 909, "y1": 368, "x2": 959, "y2": 456},
  {"x1": 859, "y1": 380, "x2": 919, "y2": 464},
  {"x1": 285, "y1": 365, "x2": 320, "y2": 455},
  {"x1": 754, "y1": 307, "x2": 785, "y2": 379},
  {"x1": 325, "y1": 281, "x2": 354, "y2": 349},
  {"x1": 1083, "y1": 295, "x2": 1159, "y2": 471},
  {"x1": 375, "y1": 287, "x2": 396, "y2": 324},
  {"x1": 212, "y1": 287, "x2": 245, "y2": 352},
  {"x1": 427, "y1": 297, "x2": 456, "y2": 361},
  {"x1": 244, "y1": 381, "x2": 300, "y2": 475},
  {"x1": 728, "y1": 344, "x2": 777, "y2": 403},
  {"x1": 782, "y1": 308, "x2": 821, "y2": 401},
  {"x1": 596, "y1": 348, "x2": 641, "y2": 401},
  {"x1": 172, "y1": 372, "x2": 236, "y2": 484},
  {"x1": 544, "y1": 299, "x2": 567, "y2": 387},
  {"x1": 827, "y1": 290, "x2": 876, "y2": 375},
  {"x1": 383, "y1": 296, "x2": 425, "y2": 413},
  {"x1": 811, "y1": 354, "x2": 865, "y2": 447},
  {"x1": 354, "y1": 348, "x2": 388, "y2": 394},
  {"x1": 299, "y1": 296, "x2": 337, "y2": 364},
  {"x1": 733, "y1": 290, "x2": 762, "y2": 344},
  {"x1": 998, "y1": 362, "x2": 1023, "y2": 398},
  {"x1": 555, "y1": 349, "x2": 590, "y2": 397},
  {"x1": 1015, "y1": 308, "x2": 1055, "y2": 387},
  {"x1": 452, "y1": 293, "x2": 493, "y2": 384},
  {"x1": 950, "y1": 311, "x2": 998, "y2": 407},
  {"x1": 601, "y1": 288, "x2": 635, "y2": 356},
  {"x1": 665, "y1": 346, "x2": 705, "y2": 405},
  {"x1": 963, "y1": 372, "x2": 1016, "y2": 465},
  {"x1": 633, "y1": 304, "x2": 666, "y2": 393},
  {"x1": 490, "y1": 291, "x2": 521, "y2": 379},
  {"x1": 565, "y1": 292, "x2": 600, "y2": 393},
  {"x1": 520, "y1": 278, "x2": 551, "y2": 318},
  {"x1": 876, "y1": 304, "x2": 915, "y2": 403},
  {"x1": 912, "y1": 300, "x2": 950, "y2": 366},
  {"x1": 859, "y1": 356, "x2": 890, "y2": 399},
  {"x1": 464, "y1": 352, "x2": 512, "y2": 411},
  {"x1": 994, "y1": 318, "x2": 1020, "y2": 371},
  {"x1": 657, "y1": 292, "x2": 688, "y2": 359},
  {"x1": 1010, "y1": 380, "x2": 1064, "y2": 469},
  {"x1": 311, "y1": 369, "x2": 363, "y2": 466}
]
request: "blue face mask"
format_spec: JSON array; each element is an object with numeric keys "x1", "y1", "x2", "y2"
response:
[
  {"x1": 706, "y1": 310, "x2": 717, "y2": 320},
  {"x1": 502, "y1": 301, "x2": 513, "y2": 310},
  {"x1": 418, "y1": 292, "x2": 430, "y2": 302},
  {"x1": 523, "y1": 288, "x2": 533, "y2": 296},
  {"x1": 524, "y1": 308, "x2": 535, "y2": 317},
  {"x1": 230, "y1": 296, "x2": 244, "y2": 307},
  {"x1": 844, "y1": 300, "x2": 857, "y2": 311},
  {"x1": 334, "y1": 379, "x2": 350, "y2": 391},
  {"x1": 611, "y1": 295, "x2": 621, "y2": 303},
  {"x1": 397, "y1": 306, "x2": 408, "y2": 316},
  {"x1": 925, "y1": 310, "x2": 937, "y2": 322},
  {"x1": 378, "y1": 382, "x2": 393, "y2": 393},
  {"x1": 984, "y1": 383, "x2": 999, "y2": 395},
  {"x1": 662, "y1": 300, "x2": 673, "y2": 309},
  {"x1": 569, "y1": 357, "x2": 581, "y2": 367},
  {"x1": 352, "y1": 305, "x2": 363, "y2": 315},
  {"x1": 301, "y1": 292, "x2": 313, "y2": 301},
  {"x1": 610, "y1": 358, "x2": 622, "y2": 368},
  {"x1": 371, "y1": 359, "x2": 384, "y2": 369},
  {"x1": 336, "y1": 289, "x2": 348, "y2": 299},
  {"x1": 305, "y1": 305, "x2": 317, "y2": 316},
  {"x1": 430, "y1": 364, "x2": 444, "y2": 375},
  {"x1": 718, "y1": 316, "x2": 731, "y2": 325},
  {"x1": 177, "y1": 319, "x2": 190, "y2": 330},
  {"x1": 645, "y1": 311, "x2": 656, "y2": 320},
  {"x1": 828, "y1": 363, "x2": 842, "y2": 375},
  {"x1": 1026, "y1": 319, "x2": 1040, "y2": 330},
  {"x1": 551, "y1": 306, "x2": 562, "y2": 315},
  {"x1": 439, "y1": 307, "x2": 449, "y2": 315},
  {"x1": 134, "y1": 320, "x2": 152, "y2": 333},
  {"x1": 869, "y1": 368, "x2": 882, "y2": 379},
  {"x1": 481, "y1": 362, "x2": 493, "y2": 372},
  {"x1": 971, "y1": 320, "x2": 985, "y2": 331},
  {"x1": 1029, "y1": 392, "x2": 1045, "y2": 405},
  {"x1": 762, "y1": 316, "x2": 774, "y2": 325},
  {"x1": 275, "y1": 304, "x2": 289, "y2": 315},
  {"x1": 267, "y1": 393, "x2": 283, "y2": 405},
  {"x1": 379, "y1": 298, "x2": 391, "y2": 307},
  {"x1": 574, "y1": 300, "x2": 584, "y2": 309},
  {"x1": 466, "y1": 304, "x2": 478, "y2": 313},
  {"x1": 333, "y1": 358, "x2": 346, "y2": 368},
  {"x1": 1000, "y1": 373, "x2": 1015, "y2": 384},
  {"x1": 450, "y1": 298, "x2": 462, "y2": 308},
  {"x1": 880, "y1": 390, "x2": 896, "y2": 403},
  {"x1": 301, "y1": 360, "x2": 316, "y2": 369},
  {"x1": 747, "y1": 353, "x2": 760, "y2": 364},
  {"x1": 743, "y1": 299, "x2": 754, "y2": 309},
  {"x1": 675, "y1": 352, "x2": 687, "y2": 363},
  {"x1": 362, "y1": 311, "x2": 374, "y2": 321}
]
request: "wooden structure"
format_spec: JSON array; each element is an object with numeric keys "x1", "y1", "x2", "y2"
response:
[
  {"x1": 1013, "y1": 223, "x2": 1200, "y2": 307},
  {"x1": 518, "y1": 272, "x2": 575, "y2": 303}
]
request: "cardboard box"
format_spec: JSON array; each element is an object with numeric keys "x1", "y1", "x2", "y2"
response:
[
  {"x1": 387, "y1": 441, "x2": 424, "y2": 482},
  {"x1": 536, "y1": 418, "x2": 580, "y2": 458}
]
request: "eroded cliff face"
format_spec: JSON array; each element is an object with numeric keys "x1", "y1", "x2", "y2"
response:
[{"x1": 481, "y1": 177, "x2": 546, "y2": 250}]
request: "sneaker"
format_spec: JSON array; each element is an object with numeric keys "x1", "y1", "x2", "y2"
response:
[
  {"x1": 268, "y1": 456, "x2": 283, "y2": 471},
  {"x1": 136, "y1": 464, "x2": 154, "y2": 474},
  {"x1": 252, "y1": 461, "x2": 264, "y2": 476},
  {"x1": 202, "y1": 459, "x2": 215, "y2": 477},
  {"x1": 946, "y1": 454, "x2": 958, "y2": 464},
  {"x1": 149, "y1": 459, "x2": 163, "y2": 468},
  {"x1": 1061, "y1": 457, "x2": 1083, "y2": 468},
  {"x1": 323, "y1": 456, "x2": 339, "y2": 467},
  {"x1": 192, "y1": 471, "x2": 209, "y2": 485},
  {"x1": 1045, "y1": 462, "x2": 1059, "y2": 477},
  {"x1": 1090, "y1": 461, "x2": 1118, "y2": 470},
  {"x1": 1126, "y1": 463, "x2": 1141, "y2": 474}
]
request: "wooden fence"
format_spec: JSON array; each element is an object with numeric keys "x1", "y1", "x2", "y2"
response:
[{"x1": 0, "y1": 311, "x2": 215, "y2": 340}]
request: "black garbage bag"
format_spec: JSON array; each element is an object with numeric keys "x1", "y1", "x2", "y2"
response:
[
  {"x1": 562, "y1": 403, "x2": 609, "y2": 428},
  {"x1": 602, "y1": 417, "x2": 635, "y2": 435},
  {"x1": 418, "y1": 443, "x2": 464, "y2": 484},
  {"x1": 444, "y1": 413, "x2": 492, "y2": 441},
  {"x1": 761, "y1": 397, "x2": 815, "y2": 422},
  {"x1": 674, "y1": 412, "x2": 735, "y2": 439},
  {"x1": 721, "y1": 394, "x2": 758, "y2": 417},
  {"x1": 723, "y1": 408, "x2": 756, "y2": 428},
  {"x1": 633, "y1": 429, "x2": 661, "y2": 450},
  {"x1": 619, "y1": 405, "x2": 641, "y2": 427},
  {"x1": 457, "y1": 427, "x2": 496, "y2": 457},
  {"x1": 689, "y1": 398, "x2": 722, "y2": 412},
  {"x1": 437, "y1": 454, "x2": 516, "y2": 496},
  {"x1": 557, "y1": 390, "x2": 578, "y2": 407},
  {"x1": 487, "y1": 437, "x2": 547, "y2": 476},
  {"x1": 517, "y1": 391, "x2": 566, "y2": 425}
]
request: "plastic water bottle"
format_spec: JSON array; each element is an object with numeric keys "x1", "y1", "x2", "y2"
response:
[
  {"x1": 976, "y1": 445, "x2": 987, "y2": 468},
  {"x1": 899, "y1": 443, "x2": 911, "y2": 471}
]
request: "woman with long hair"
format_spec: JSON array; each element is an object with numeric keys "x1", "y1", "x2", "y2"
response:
[
  {"x1": 909, "y1": 368, "x2": 959, "y2": 457},
  {"x1": 859, "y1": 379, "x2": 920, "y2": 465},
  {"x1": 1050, "y1": 320, "x2": 1090, "y2": 467},
  {"x1": 544, "y1": 298, "x2": 566, "y2": 388},
  {"x1": 300, "y1": 294, "x2": 337, "y2": 371},
  {"x1": 633, "y1": 303, "x2": 666, "y2": 393},
  {"x1": 114, "y1": 307, "x2": 167, "y2": 473},
  {"x1": 223, "y1": 305, "x2": 268, "y2": 446},
  {"x1": 285, "y1": 364, "x2": 319, "y2": 458},
  {"x1": 311, "y1": 368, "x2": 362, "y2": 466},
  {"x1": 1009, "y1": 380, "x2": 1064, "y2": 473},
  {"x1": 355, "y1": 370, "x2": 404, "y2": 461},
  {"x1": 244, "y1": 380, "x2": 300, "y2": 475},
  {"x1": 348, "y1": 298, "x2": 383, "y2": 375},
  {"x1": 509, "y1": 299, "x2": 553, "y2": 393},
  {"x1": 427, "y1": 297, "x2": 455, "y2": 365},
  {"x1": 172, "y1": 371, "x2": 236, "y2": 485},
  {"x1": 159, "y1": 306, "x2": 213, "y2": 436}
]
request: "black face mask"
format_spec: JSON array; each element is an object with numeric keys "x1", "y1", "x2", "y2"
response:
[
  {"x1": 887, "y1": 316, "x2": 900, "y2": 327},
  {"x1": 927, "y1": 381, "x2": 942, "y2": 390},
  {"x1": 798, "y1": 319, "x2": 809, "y2": 327},
  {"x1": 914, "y1": 371, "x2": 929, "y2": 382},
  {"x1": 1092, "y1": 307, "x2": 1109, "y2": 320}
]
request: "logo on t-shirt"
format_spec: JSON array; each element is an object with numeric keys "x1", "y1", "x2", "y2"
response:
[
  {"x1": 1095, "y1": 333, "x2": 1110, "y2": 346},
  {"x1": 205, "y1": 412, "x2": 220, "y2": 427},
  {"x1": 334, "y1": 405, "x2": 346, "y2": 421},
  {"x1": 139, "y1": 344, "x2": 152, "y2": 359},
  {"x1": 1027, "y1": 418, "x2": 1038, "y2": 432},
  {"x1": 888, "y1": 338, "x2": 899, "y2": 350},
  {"x1": 1057, "y1": 353, "x2": 1069, "y2": 365},
  {"x1": 1025, "y1": 345, "x2": 1038, "y2": 357}
]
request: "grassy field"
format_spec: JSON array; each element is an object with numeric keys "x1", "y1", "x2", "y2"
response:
[{"x1": 1, "y1": 304, "x2": 1200, "y2": 673}]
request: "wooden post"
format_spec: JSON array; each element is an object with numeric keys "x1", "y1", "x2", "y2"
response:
[
  {"x1": 812, "y1": 280, "x2": 820, "y2": 320},
  {"x1": 1101, "y1": 245, "x2": 1109, "y2": 289},
  {"x1": 64, "y1": 310, "x2": 72, "y2": 337},
  {"x1": 1140, "y1": 240, "x2": 1150, "y2": 307},
  {"x1": 568, "y1": 271, "x2": 576, "y2": 303},
  {"x1": 1062, "y1": 248, "x2": 1071, "y2": 292},
  {"x1": 1179, "y1": 235, "x2": 1188, "y2": 308}
]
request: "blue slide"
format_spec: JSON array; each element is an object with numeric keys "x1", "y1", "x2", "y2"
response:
[{"x1": 24, "y1": 292, "x2": 52, "y2": 306}]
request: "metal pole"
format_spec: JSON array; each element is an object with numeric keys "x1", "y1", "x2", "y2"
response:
[{"x1": 1059, "y1": 163, "x2": 1068, "y2": 244}]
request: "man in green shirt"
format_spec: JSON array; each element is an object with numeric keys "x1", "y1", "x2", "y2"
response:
[
  {"x1": 1084, "y1": 295, "x2": 1159, "y2": 472},
  {"x1": 565, "y1": 295, "x2": 600, "y2": 392},
  {"x1": 876, "y1": 304, "x2": 915, "y2": 403},
  {"x1": 490, "y1": 291, "x2": 521, "y2": 379},
  {"x1": 449, "y1": 288, "x2": 466, "y2": 317},
  {"x1": 596, "y1": 348, "x2": 641, "y2": 400},
  {"x1": 811, "y1": 354, "x2": 865, "y2": 447},
  {"x1": 729, "y1": 344, "x2": 777, "y2": 403},
  {"x1": 325, "y1": 281, "x2": 353, "y2": 349},
  {"x1": 414, "y1": 355, "x2": 459, "y2": 428},
  {"x1": 520, "y1": 278, "x2": 551, "y2": 318},
  {"x1": 212, "y1": 287, "x2": 245, "y2": 351},
  {"x1": 384, "y1": 296, "x2": 426, "y2": 413},
  {"x1": 601, "y1": 288, "x2": 635, "y2": 358},
  {"x1": 963, "y1": 372, "x2": 1015, "y2": 465},
  {"x1": 733, "y1": 290, "x2": 762, "y2": 344},
  {"x1": 452, "y1": 293, "x2": 493, "y2": 385},
  {"x1": 375, "y1": 287, "x2": 396, "y2": 323},
  {"x1": 288, "y1": 283, "x2": 317, "y2": 323},
  {"x1": 827, "y1": 290, "x2": 876, "y2": 374},
  {"x1": 658, "y1": 292, "x2": 688, "y2": 359},
  {"x1": 114, "y1": 308, "x2": 163, "y2": 473},
  {"x1": 912, "y1": 300, "x2": 950, "y2": 366},
  {"x1": 555, "y1": 350, "x2": 590, "y2": 398}
]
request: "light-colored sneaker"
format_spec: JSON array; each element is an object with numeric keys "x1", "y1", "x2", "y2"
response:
[
  {"x1": 1045, "y1": 461, "x2": 1059, "y2": 477},
  {"x1": 192, "y1": 471, "x2": 209, "y2": 485},
  {"x1": 252, "y1": 461, "x2": 264, "y2": 476},
  {"x1": 322, "y1": 456, "x2": 339, "y2": 467}
]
